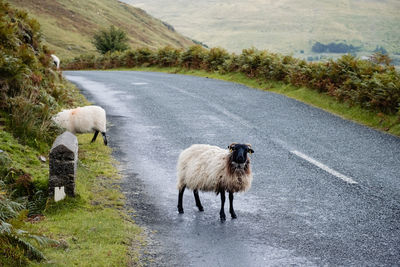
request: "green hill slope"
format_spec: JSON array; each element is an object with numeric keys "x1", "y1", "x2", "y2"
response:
[
  {"x1": 122, "y1": 0, "x2": 400, "y2": 56},
  {"x1": 7, "y1": 0, "x2": 195, "y2": 58}
]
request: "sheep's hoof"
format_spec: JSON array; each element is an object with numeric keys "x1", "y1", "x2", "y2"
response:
[
  {"x1": 231, "y1": 213, "x2": 237, "y2": 219},
  {"x1": 177, "y1": 206, "x2": 184, "y2": 214},
  {"x1": 198, "y1": 206, "x2": 204, "y2": 212},
  {"x1": 220, "y1": 213, "x2": 226, "y2": 221}
]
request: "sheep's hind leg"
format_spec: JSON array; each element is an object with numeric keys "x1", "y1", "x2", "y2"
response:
[
  {"x1": 219, "y1": 190, "x2": 226, "y2": 221},
  {"x1": 178, "y1": 185, "x2": 186, "y2": 213},
  {"x1": 193, "y1": 190, "x2": 204, "y2": 211},
  {"x1": 91, "y1": 130, "x2": 99, "y2": 143},
  {"x1": 229, "y1": 191, "x2": 237, "y2": 219},
  {"x1": 101, "y1": 132, "x2": 108, "y2": 146}
]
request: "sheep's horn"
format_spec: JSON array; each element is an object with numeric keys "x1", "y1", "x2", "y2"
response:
[
  {"x1": 245, "y1": 143, "x2": 252, "y2": 148},
  {"x1": 228, "y1": 142, "x2": 237, "y2": 149}
]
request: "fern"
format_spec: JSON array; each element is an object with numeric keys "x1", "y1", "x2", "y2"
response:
[
  {"x1": 1, "y1": 223, "x2": 46, "y2": 261},
  {"x1": 27, "y1": 190, "x2": 47, "y2": 217},
  {"x1": 1, "y1": 182, "x2": 58, "y2": 263}
]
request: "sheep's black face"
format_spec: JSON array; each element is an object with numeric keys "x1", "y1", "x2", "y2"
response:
[{"x1": 228, "y1": 143, "x2": 254, "y2": 165}]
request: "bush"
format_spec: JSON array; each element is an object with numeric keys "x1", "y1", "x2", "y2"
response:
[
  {"x1": 0, "y1": 1, "x2": 80, "y2": 150},
  {"x1": 155, "y1": 46, "x2": 182, "y2": 67},
  {"x1": 64, "y1": 46, "x2": 400, "y2": 116},
  {"x1": 92, "y1": 25, "x2": 129, "y2": 54},
  {"x1": 204, "y1": 47, "x2": 230, "y2": 71},
  {"x1": 180, "y1": 45, "x2": 207, "y2": 69}
]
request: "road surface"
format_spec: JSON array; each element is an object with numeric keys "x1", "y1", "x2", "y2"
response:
[{"x1": 65, "y1": 71, "x2": 400, "y2": 266}]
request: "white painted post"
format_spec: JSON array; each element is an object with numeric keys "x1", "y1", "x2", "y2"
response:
[{"x1": 54, "y1": 186, "x2": 66, "y2": 202}]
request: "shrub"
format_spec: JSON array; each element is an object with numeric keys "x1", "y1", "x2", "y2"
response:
[
  {"x1": 204, "y1": 47, "x2": 230, "y2": 71},
  {"x1": 180, "y1": 45, "x2": 207, "y2": 69},
  {"x1": 134, "y1": 47, "x2": 154, "y2": 66},
  {"x1": 63, "y1": 46, "x2": 400, "y2": 116},
  {"x1": 0, "y1": 1, "x2": 77, "y2": 150},
  {"x1": 155, "y1": 46, "x2": 182, "y2": 67},
  {"x1": 92, "y1": 25, "x2": 129, "y2": 54}
]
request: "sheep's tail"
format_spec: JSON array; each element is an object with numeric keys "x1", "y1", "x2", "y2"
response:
[{"x1": 176, "y1": 170, "x2": 186, "y2": 190}]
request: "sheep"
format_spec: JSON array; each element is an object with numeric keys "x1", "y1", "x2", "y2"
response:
[
  {"x1": 52, "y1": 105, "x2": 108, "y2": 145},
  {"x1": 50, "y1": 54, "x2": 60, "y2": 70},
  {"x1": 177, "y1": 143, "x2": 254, "y2": 221}
]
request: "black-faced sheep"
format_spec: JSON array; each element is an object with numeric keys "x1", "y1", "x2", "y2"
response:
[
  {"x1": 53, "y1": 105, "x2": 108, "y2": 145},
  {"x1": 177, "y1": 143, "x2": 254, "y2": 221}
]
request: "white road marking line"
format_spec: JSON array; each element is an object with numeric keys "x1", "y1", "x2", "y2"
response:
[
  {"x1": 131, "y1": 82, "x2": 148, "y2": 85},
  {"x1": 290, "y1": 150, "x2": 358, "y2": 185}
]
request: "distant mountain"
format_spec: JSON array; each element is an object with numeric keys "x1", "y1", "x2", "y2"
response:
[
  {"x1": 121, "y1": 0, "x2": 400, "y2": 55},
  {"x1": 7, "y1": 0, "x2": 195, "y2": 58}
]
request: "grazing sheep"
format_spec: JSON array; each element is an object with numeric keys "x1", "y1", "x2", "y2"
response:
[
  {"x1": 177, "y1": 143, "x2": 254, "y2": 221},
  {"x1": 53, "y1": 105, "x2": 108, "y2": 145},
  {"x1": 50, "y1": 54, "x2": 60, "y2": 70}
]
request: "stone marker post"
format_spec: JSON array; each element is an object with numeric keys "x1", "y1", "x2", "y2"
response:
[{"x1": 49, "y1": 131, "x2": 78, "y2": 199}]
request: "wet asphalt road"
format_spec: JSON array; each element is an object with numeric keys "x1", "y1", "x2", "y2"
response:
[{"x1": 65, "y1": 71, "x2": 400, "y2": 266}]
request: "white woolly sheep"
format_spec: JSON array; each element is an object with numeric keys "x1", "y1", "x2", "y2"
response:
[
  {"x1": 177, "y1": 143, "x2": 254, "y2": 221},
  {"x1": 53, "y1": 105, "x2": 108, "y2": 145},
  {"x1": 50, "y1": 54, "x2": 60, "y2": 70}
]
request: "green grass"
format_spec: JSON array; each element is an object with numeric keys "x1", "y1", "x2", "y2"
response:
[
  {"x1": 25, "y1": 134, "x2": 145, "y2": 266},
  {"x1": 111, "y1": 66, "x2": 400, "y2": 137},
  {"x1": 0, "y1": 128, "x2": 49, "y2": 190},
  {"x1": 0, "y1": 130, "x2": 144, "y2": 266}
]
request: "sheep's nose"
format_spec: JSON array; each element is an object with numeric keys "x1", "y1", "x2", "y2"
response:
[{"x1": 237, "y1": 155, "x2": 245, "y2": 163}]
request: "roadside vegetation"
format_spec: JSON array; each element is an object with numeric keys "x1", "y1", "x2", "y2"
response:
[
  {"x1": 1, "y1": 1, "x2": 143, "y2": 265},
  {"x1": 65, "y1": 46, "x2": 400, "y2": 136},
  {"x1": 92, "y1": 25, "x2": 129, "y2": 55}
]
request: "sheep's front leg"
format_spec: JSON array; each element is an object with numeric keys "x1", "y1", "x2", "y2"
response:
[
  {"x1": 101, "y1": 132, "x2": 108, "y2": 146},
  {"x1": 193, "y1": 190, "x2": 204, "y2": 211},
  {"x1": 219, "y1": 190, "x2": 226, "y2": 221},
  {"x1": 229, "y1": 191, "x2": 237, "y2": 219},
  {"x1": 91, "y1": 130, "x2": 99, "y2": 143},
  {"x1": 177, "y1": 185, "x2": 186, "y2": 214}
]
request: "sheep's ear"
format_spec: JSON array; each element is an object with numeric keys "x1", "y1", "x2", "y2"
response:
[{"x1": 245, "y1": 143, "x2": 253, "y2": 154}]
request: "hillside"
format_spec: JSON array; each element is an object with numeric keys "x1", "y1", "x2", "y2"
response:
[
  {"x1": 122, "y1": 0, "x2": 400, "y2": 56},
  {"x1": 6, "y1": 0, "x2": 195, "y2": 58}
]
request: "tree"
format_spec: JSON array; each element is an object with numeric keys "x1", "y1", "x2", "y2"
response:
[
  {"x1": 311, "y1": 42, "x2": 327, "y2": 53},
  {"x1": 373, "y1": 45, "x2": 387, "y2": 55},
  {"x1": 92, "y1": 25, "x2": 129, "y2": 54}
]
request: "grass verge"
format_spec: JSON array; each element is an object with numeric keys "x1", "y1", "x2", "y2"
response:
[
  {"x1": 111, "y1": 66, "x2": 400, "y2": 137},
  {"x1": 1, "y1": 131, "x2": 144, "y2": 266}
]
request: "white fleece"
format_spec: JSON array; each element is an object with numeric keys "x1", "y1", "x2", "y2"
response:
[
  {"x1": 177, "y1": 144, "x2": 253, "y2": 193},
  {"x1": 53, "y1": 105, "x2": 106, "y2": 134}
]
